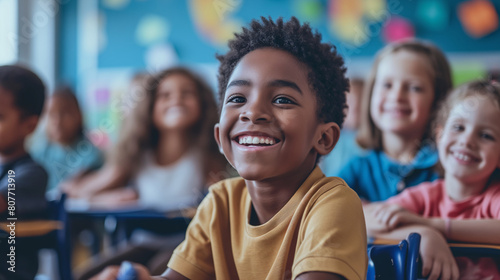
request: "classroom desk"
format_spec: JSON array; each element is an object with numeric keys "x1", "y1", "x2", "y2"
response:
[
  {"x1": 0, "y1": 220, "x2": 62, "y2": 237},
  {"x1": 65, "y1": 199, "x2": 195, "y2": 254},
  {"x1": 370, "y1": 237, "x2": 500, "y2": 257}
]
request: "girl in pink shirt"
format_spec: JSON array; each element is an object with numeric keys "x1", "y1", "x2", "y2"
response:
[{"x1": 365, "y1": 80, "x2": 500, "y2": 280}]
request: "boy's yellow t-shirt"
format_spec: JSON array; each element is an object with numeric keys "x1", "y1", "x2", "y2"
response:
[{"x1": 168, "y1": 166, "x2": 367, "y2": 280}]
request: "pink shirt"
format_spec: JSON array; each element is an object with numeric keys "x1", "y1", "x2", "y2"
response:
[
  {"x1": 387, "y1": 179, "x2": 500, "y2": 219},
  {"x1": 387, "y1": 179, "x2": 500, "y2": 280}
]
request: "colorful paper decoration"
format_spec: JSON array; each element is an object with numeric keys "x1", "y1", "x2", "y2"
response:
[
  {"x1": 85, "y1": 69, "x2": 135, "y2": 148},
  {"x1": 383, "y1": 16, "x2": 415, "y2": 43},
  {"x1": 363, "y1": 0, "x2": 386, "y2": 21},
  {"x1": 135, "y1": 15, "x2": 169, "y2": 46},
  {"x1": 415, "y1": 0, "x2": 449, "y2": 31},
  {"x1": 94, "y1": 88, "x2": 110, "y2": 105},
  {"x1": 458, "y1": 0, "x2": 499, "y2": 38},
  {"x1": 88, "y1": 127, "x2": 110, "y2": 149},
  {"x1": 189, "y1": 0, "x2": 242, "y2": 47},
  {"x1": 102, "y1": 0, "x2": 130, "y2": 10},
  {"x1": 328, "y1": 0, "x2": 386, "y2": 46},
  {"x1": 328, "y1": 0, "x2": 367, "y2": 46},
  {"x1": 293, "y1": 0, "x2": 324, "y2": 22},
  {"x1": 452, "y1": 62, "x2": 488, "y2": 87}
]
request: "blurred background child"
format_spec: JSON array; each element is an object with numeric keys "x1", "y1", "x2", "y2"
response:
[
  {"x1": 365, "y1": 80, "x2": 500, "y2": 280},
  {"x1": 339, "y1": 40, "x2": 453, "y2": 202},
  {"x1": 0, "y1": 65, "x2": 47, "y2": 280},
  {"x1": 63, "y1": 67, "x2": 229, "y2": 209},
  {"x1": 320, "y1": 77, "x2": 366, "y2": 176},
  {"x1": 62, "y1": 67, "x2": 231, "y2": 278},
  {"x1": 30, "y1": 86, "x2": 104, "y2": 199}
]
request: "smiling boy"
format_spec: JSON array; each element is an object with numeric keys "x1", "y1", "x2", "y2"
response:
[{"x1": 94, "y1": 17, "x2": 367, "y2": 280}]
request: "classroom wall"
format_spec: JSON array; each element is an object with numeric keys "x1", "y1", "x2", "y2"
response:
[{"x1": 56, "y1": 0, "x2": 500, "y2": 147}]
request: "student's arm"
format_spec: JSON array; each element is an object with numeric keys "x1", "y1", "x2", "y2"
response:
[
  {"x1": 366, "y1": 203, "x2": 500, "y2": 244},
  {"x1": 396, "y1": 216, "x2": 500, "y2": 245},
  {"x1": 61, "y1": 163, "x2": 129, "y2": 198},
  {"x1": 294, "y1": 185, "x2": 367, "y2": 280},
  {"x1": 439, "y1": 219, "x2": 500, "y2": 244}
]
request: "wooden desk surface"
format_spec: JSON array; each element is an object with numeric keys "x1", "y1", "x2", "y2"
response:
[{"x1": 0, "y1": 220, "x2": 62, "y2": 237}]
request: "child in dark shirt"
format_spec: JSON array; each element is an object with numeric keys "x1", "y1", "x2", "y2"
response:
[{"x1": 0, "y1": 65, "x2": 48, "y2": 279}]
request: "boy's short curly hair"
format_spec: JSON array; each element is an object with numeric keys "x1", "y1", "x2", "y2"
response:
[{"x1": 216, "y1": 16, "x2": 349, "y2": 127}]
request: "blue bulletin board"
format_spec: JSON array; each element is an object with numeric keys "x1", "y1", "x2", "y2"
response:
[{"x1": 57, "y1": 0, "x2": 500, "y2": 147}]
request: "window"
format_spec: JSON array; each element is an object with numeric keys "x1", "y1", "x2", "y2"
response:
[{"x1": 0, "y1": 0, "x2": 18, "y2": 65}]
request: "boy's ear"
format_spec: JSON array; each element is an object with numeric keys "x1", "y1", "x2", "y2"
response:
[
  {"x1": 214, "y1": 123, "x2": 224, "y2": 154},
  {"x1": 21, "y1": 115, "x2": 39, "y2": 136},
  {"x1": 313, "y1": 122, "x2": 340, "y2": 155}
]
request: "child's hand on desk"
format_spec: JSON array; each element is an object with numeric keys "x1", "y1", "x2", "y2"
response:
[
  {"x1": 364, "y1": 203, "x2": 391, "y2": 233},
  {"x1": 60, "y1": 174, "x2": 98, "y2": 198},
  {"x1": 365, "y1": 203, "x2": 425, "y2": 231},
  {"x1": 90, "y1": 262, "x2": 152, "y2": 280},
  {"x1": 419, "y1": 228, "x2": 459, "y2": 280},
  {"x1": 90, "y1": 188, "x2": 138, "y2": 208}
]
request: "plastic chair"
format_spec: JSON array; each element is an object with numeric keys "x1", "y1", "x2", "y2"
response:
[{"x1": 367, "y1": 233, "x2": 421, "y2": 280}]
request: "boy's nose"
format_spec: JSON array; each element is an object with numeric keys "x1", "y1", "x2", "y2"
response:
[{"x1": 240, "y1": 100, "x2": 272, "y2": 123}]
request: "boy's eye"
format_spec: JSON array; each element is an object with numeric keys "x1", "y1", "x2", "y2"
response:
[
  {"x1": 227, "y1": 95, "x2": 246, "y2": 104},
  {"x1": 273, "y1": 96, "x2": 296, "y2": 105}
]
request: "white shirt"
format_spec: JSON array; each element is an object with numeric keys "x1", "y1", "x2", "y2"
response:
[{"x1": 134, "y1": 149, "x2": 204, "y2": 211}]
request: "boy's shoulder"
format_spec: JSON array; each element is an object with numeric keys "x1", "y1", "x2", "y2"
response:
[
  {"x1": 310, "y1": 175, "x2": 361, "y2": 202},
  {"x1": 207, "y1": 176, "x2": 246, "y2": 198},
  {"x1": 7, "y1": 153, "x2": 48, "y2": 179},
  {"x1": 206, "y1": 168, "x2": 358, "y2": 203}
]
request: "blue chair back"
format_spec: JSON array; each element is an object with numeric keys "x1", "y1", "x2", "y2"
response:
[{"x1": 367, "y1": 233, "x2": 421, "y2": 280}]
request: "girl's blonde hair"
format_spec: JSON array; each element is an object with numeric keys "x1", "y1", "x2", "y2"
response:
[
  {"x1": 436, "y1": 80, "x2": 500, "y2": 129},
  {"x1": 108, "y1": 67, "x2": 226, "y2": 178},
  {"x1": 356, "y1": 40, "x2": 453, "y2": 150}
]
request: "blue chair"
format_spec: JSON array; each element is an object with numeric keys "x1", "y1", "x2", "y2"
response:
[{"x1": 367, "y1": 233, "x2": 421, "y2": 280}]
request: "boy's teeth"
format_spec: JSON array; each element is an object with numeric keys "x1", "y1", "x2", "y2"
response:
[{"x1": 238, "y1": 136, "x2": 275, "y2": 145}]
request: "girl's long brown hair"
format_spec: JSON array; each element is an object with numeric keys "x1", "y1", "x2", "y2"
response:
[{"x1": 108, "y1": 67, "x2": 228, "y2": 181}]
